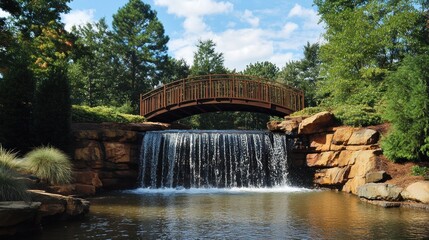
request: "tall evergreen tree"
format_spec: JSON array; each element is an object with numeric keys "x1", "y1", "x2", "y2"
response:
[
  {"x1": 69, "y1": 19, "x2": 117, "y2": 106},
  {"x1": 112, "y1": 0, "x2": 169, "y2": 112},
  {"x1": 278, "y1": 42, "x2": 320, "y2": 107},
  {"x1": 190, "y1": 40, "x2": 227, "y2": 76}
]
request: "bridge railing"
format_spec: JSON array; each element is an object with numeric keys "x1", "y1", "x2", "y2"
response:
[{"x1": 140, "y1": 74, "x2": 304, "y2": 116}]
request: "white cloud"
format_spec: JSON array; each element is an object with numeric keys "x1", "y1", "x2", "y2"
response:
[
  {"x1": 240, "y1": 10, "x2": 259, "y2": 28},
  {"x1": 0, "y1": 9, "x2": 11, "y2": 18},
  {"x1": 154, "y1": 0, "x2": 233, "y2": 17},
  {"x1": 157, "y1": 1, "x2": 324, "y2": 71},
  {"x1": 288, "y1": 4, "x2": 321, "y2": 30},
  {"x1": 281, "y1": 22, "x2": 299, "y2": 38},
  {"x1": 62, "y1": 9, "x2": 96, "y2": 32}
]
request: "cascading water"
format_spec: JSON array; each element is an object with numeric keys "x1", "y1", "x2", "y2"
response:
[{"x1": 139, "y1": 130, "x2": 290, "y2": 189}]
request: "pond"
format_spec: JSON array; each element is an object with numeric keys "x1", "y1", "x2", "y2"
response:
[{"x1": 37, "y1": 187, "x2": 429, "y2": 239}]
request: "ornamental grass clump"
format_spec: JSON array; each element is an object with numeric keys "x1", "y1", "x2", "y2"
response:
[
  {"x1": 0, "y1": 145, "x2": 21, "y2": 171},
  {"x1": 23, "y1": 146, "x2": 72, "y2": 185},
  {"x1": 0, "y1": 168, "x2": 29, "y2": 201}
]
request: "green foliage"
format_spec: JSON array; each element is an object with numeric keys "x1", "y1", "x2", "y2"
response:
[
  {"x1": 290, "y1": 106, "x2": 329, "y2": 117},
  {"x1": 332, "y1": 105, "x2": 381, "y2": 127},
  {"x1": 0, "y1": 45, "x2": 35, "y2": 151},
  {"x1": 112, "y1": 0, "x2": 169, "y2": 112},
  {"x1": 33, "y1": 66, "x2": 71, "y2": 151},
  {"x1": 72, "y1": 105, "x2": 145, "y2": 123},
  {"x1": 0, "y1": 168, "x2": 29, "y2": 201},
  {"x1": 242, "y1": 61, "x2": 279, "y2": 80},
  {"x1": 278, "y1": 42, "x2": 321, "y2": 107},
  {"x1": 69, "y1": 19, "x2": 116, "y2": 107},
  {"x1": 0, "y1": 146, "x2": 21, "y2": 171},
  {"x1": 314, "y1": 1, "x2": 421, "y2": 109},
  {"x1": 23, "y1": 146, "x2": 72, "y2": 185},
  {"x1": 190, "y1": 40, "x2": 227, "y2": 76},
  {"x1": 411, "y1": 165, "x2": 429, "y2": 176},
  {"x1": 381, "y1": 55, "x2": 429, "y2": 162}
]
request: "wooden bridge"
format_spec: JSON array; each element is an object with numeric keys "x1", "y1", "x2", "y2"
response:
[{"x1": 140, "y1": 74, "x2": 304, "y2": 122}]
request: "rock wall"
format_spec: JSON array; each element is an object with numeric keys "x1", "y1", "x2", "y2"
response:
[
  {"x1": 269, "y1": 112, "x2": 386, "y2": 194},
  {"x1": 68, "y1": 122, "x2": 181, "y2": 195}
]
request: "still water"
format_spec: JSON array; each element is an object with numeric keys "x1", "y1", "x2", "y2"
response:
[{"x1": 37, "y1": 187, "x2": 429, "y2": 240}]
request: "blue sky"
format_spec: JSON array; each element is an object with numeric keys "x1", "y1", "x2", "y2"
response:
[{"x1": 2, "y1": 0, "x2": 325, "y2": 71}]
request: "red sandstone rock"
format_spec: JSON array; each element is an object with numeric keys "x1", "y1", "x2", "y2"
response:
[
  {"x1": 72, "y1": 171, "x2": 103, "y2": 188},
  {"x1": 104, "y1": 142, "x2": 134, "y2": 163},
  {"x1": 298, "y1": 111, "x2": 335, "y2": 134},
  {"x1": 74, "y1": 140, "x2": 103, "y2": 162},
  {"x1": 74, "y1": 184, "x2": 96, "y2": 196},
  {"x1": 314, "y1": 166, "x2": 351, "y2": 185}
]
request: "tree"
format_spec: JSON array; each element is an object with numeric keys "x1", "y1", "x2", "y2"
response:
[
  {"x1": 381, "y1": 54, "x2": 429, "y2": 162},
  {"x1": 160, "y1": 57, "x2": 190, "y2": 84},
  {"x1": 278, "y1": 42, "x2": 320, "y2": 107},
  {"x1": 69, "y1": 19, "x2": 117, "y2": 106},
  {"x1": 0, "y1": 0, "x2": 74, "y2": 151},
  {"x1": 112, "y1": 0, "x2": 169, "y2": 112},
  {"x1": 314, "y1": 0, "x2": 420, "y2": 108},
  {"x1": 237, "y1": 61, "x2": 280, "y2": 129},
  {"x1": 179, "y1": 39, "x2": 230, "y2": 129},
  {"x1": 190, "y1": 39, "x2": 227, "y2": 76},
  {"x1": 0, "y1": 46, "x2": 35, "y2": 151}
]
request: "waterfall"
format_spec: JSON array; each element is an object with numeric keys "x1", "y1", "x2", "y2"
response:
[{"x1": 139, "y1": 130, "x2": 290, "y2": 188}]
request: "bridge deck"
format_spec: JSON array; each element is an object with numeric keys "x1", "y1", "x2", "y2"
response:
[{"x1": 140, "y1": 74, "x2": 304, "y2": 122}]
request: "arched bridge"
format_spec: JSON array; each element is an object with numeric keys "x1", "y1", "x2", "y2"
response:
[{"x1": 140, "y1": 74, "x2": 304, "y2": 122}]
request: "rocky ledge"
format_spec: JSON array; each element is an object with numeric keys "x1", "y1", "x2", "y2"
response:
[
  {"x1": 0, "y1": 191, "x2": 89, "y2": 237},
  {"x1": 269, "y1": 111, "x2": 429, "y2": 208}
]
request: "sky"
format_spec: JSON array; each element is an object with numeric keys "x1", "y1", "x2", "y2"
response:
[{"x1": 1, "y1": 0, "x2": 325, "y2": 71}]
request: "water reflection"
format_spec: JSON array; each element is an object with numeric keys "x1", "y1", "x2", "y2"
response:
[{"x1": 37, "y1": 189, "x2": 429, "y2": 239}]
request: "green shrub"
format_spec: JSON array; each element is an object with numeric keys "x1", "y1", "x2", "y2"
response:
[
  {"x1": 332, "y1": 104, "x2": 382, "y2": 127},
  {"x1": 291, "y1": 106, "x2": 330, "y2": 117},
  {"x1": 411, "y1": 166, "x2": 429, "y2": 176},
  {"x1": 0, "y1": 145, "x2": 21, "y2": 171},
  {"x1": 381, "y1": 55, "x2": 429, "y2": 162},
  {"x1": 71, "y1": 105, "x2": 145, "y2": 123},
  {"x1": 0, "y1": 168, "x2": 29, "y2": 201},
  {"x1": 23, "y1": 146, "x2": 72, "y2": 185}
]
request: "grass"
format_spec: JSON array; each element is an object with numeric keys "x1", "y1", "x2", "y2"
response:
[
  {"x1": 72, "y1": 105, "x2": 145, "y2": 123},
  {"x1": 0, "y1": 168, "x2": 29, "y2": 201},
  {"x1": 23, "y1": 146, "x2": 72, "y2": 185},
  {"x1": 0, "y1": 145, "x2": 21, "y2": 171}
]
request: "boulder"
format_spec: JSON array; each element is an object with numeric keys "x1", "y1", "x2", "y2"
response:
[
  {"x1": 348, "y1": 150, "x2": 379, "y2": 178},
  {"x1": 0, "y1": 202, "x2": 41, "y2": 227},
  {"x1": 365, "y1": 171, "x2": 389, "y2": 183},
  {"x1": 73, "y1": 130, "x2": 99, "y2": 140},
  {"x1": 401, "y1": 181, "x2": 429, "y2": 204},
  {"x1": 298, "y1": 112, "x2": 335, "y2": 135},
  {"x1": 267, "y1": 121, "x2": 282, "y2": 132},
  {"x1": 73, "y1": 171, "x2": 103, "y2": 187},
  {"x1": 28, "y1": 190, "x2": 90, "y2": 218},
  {"x1": 357, "y1": 183, "x2": 403, "y2": 201},
  {"x1": 309, "y1": 134, "x2": 333, "y2": 152},
  {"x1": 74, "y1": 140, "x2": 103, "y2": 163},
  {"x1": 342, "y1": 176, "x2": 366, "y2": 194},
  {"x1": 100, "y1": 129, "x2": 138, "y2": 142},
  {"x1": 314, "y1": 166, "x2": 350, "y2": 185},
  {"x1": 347, "y1": 129, "x2": 379, "y2": 145},
  {"x1": 104, "y1": 142, "x2": 134, "y2": 163},
  {"x1": 336, "y1": 150, "x2": 360, "y2": 167},
  {"x1": 332, "y1": 127, "x2": 355, "y2": 145},
  {"x1": 75, "y1": 184, "x2": 97, "y2": 196},
  {"x1": 306, "y1": 151, "x2": 339, "y2": 167},
  {"x1": 281, "y1": 116, "x2": 305, "y2": 133}
]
